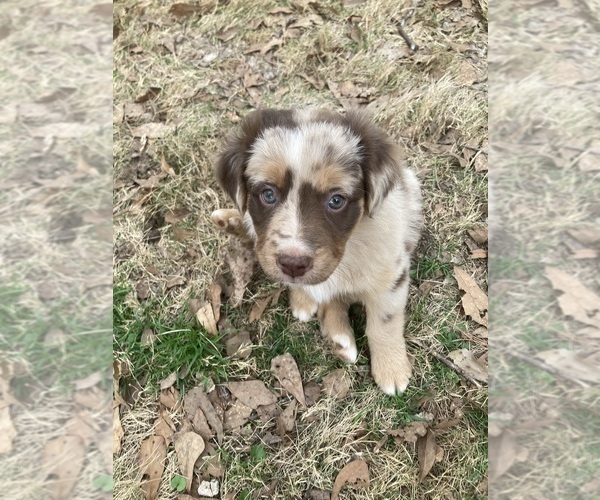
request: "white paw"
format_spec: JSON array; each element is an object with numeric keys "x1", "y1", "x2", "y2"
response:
[
  {"x1": 371, "y1": 358, "x2": 412, "y2": 395},
  {"x1": 291, "y1": 303, "x2": 318, "y2": 322},
  {"x1": 330, "y1": 333, "x2": 358, "y2": 364}
]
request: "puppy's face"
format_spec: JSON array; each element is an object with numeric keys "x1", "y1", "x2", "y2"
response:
[{"x1": 215, "y1": 109, "x2": 402, "y2": 285}]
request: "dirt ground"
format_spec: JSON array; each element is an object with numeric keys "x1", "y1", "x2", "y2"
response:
[{"x1": 113, "y1": 0, "x2": 488, "y2": 498}]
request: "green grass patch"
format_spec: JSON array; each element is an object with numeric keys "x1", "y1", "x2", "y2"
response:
[
  {"x1": 113, "y1": 285, "x2": 229, "y2": 393},
  {"x1": 1, "y1": 285, "x2": 111, "y2": 394}
]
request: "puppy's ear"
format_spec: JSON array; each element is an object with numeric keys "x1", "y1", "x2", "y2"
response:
[
  {"x1": 345, "y1": 110, "x2": 404, "y2": 216},
  {"x1": 215, "y1": 109, "x2": 296, "y2": 212}
]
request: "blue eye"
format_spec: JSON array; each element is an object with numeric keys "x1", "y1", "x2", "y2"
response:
[
  {"x1": 328, "y1": 195, "x2": 346, "y2": 210},
  {"x1": 260, "y1": 188, "x2": 278, "y2": 205}
]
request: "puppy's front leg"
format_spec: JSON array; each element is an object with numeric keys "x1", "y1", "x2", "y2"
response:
[
  {"x1": 289, "y1": 286, "x2": 318, "y2": 322},
  {"x1": 210, "y1": 208, "x2": 252, "y2": 242},
  {"x1": 365, "y1": 275, "x2": 412, "y2": 395},
  {"x1": 318, "y1": 299, "x2": 357, "y2": 363}
]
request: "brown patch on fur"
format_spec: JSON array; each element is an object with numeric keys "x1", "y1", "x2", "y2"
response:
[
  {"x1": 312, "y1": 164, "x2": 361, "y2": 195},
  {"x1": 246, "y1": 158, "x2": 289, "y2": 189},
  {"x1": 214, "y1": 109, "x2": 296, "y2": 211},
  {"x1": 247, "y1": 170, "x2": 293, "y2": 238},
  {"x1": 382, "y1": 312, "x2": 394, "y2": 323},
  {"x1": 298, "y1": 182, "x2": 362, "y2": 256},
  {"x1": 344, "y1": 110, "x2": 404, "y2": 215},
  {"x1": 391, "y1": 268, "x2": 408, "y2": 292}
]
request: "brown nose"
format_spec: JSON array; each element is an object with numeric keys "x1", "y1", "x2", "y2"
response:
[{"x1": 277, "y1": 254, "x2": 313, "y2": 278}]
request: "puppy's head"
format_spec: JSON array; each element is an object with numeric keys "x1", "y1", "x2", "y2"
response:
[{"x1": 215, "y1": 108, "x2": 403, "y2": 285}]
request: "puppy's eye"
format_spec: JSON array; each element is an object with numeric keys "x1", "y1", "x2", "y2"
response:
[
  {"x1": 260, "y1": 188, "x2": 278, "y2": 205},
  {"x1": 327, "y1": 194, "x2": 346, "y2": 210}
]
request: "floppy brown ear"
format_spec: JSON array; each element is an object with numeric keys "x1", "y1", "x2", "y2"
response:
[
  {"x1": 214, "y1": 108, "x2": 296, "y2": 212},
  {"x1": 345, "y1": 110, "x2": 404, "y2": 216}
]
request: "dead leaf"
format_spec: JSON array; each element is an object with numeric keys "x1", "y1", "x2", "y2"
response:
[
  {"x1": 227, "y1": 380, "x2": 278, "y2": 409},
  {"x1": 572, "y1": 248, "x2": 598, "y2": 259},
  {"x1": 581, "y1": 478, "x2": 600, "y2": 495},
  {"x1": 196, "y1": 301, "x2": 218, "y2": 336},
  {"x1": 174, "y1": 432, "x2": 205, "y2": 492},
  {"x1": 489, "y1": 429, "x2": 529, "y2": 481},
  {"x1": 280, "y1": 400, "x2": 297, "y2": 432},
  {"x1": 193, "y1": 409, "x2": 214, "y2": 441},
  {"x1": 225, "y1": 331, "x2": 253, "y2": 359},
  {"x1": 321, "y1": 369, "x2": 351, "y2": 399},
  {"x1": 207, "y1": 282, "x2": 222, "y2": 323},
  {"x1": 74, "y1": 386, "x2": 106, "y2": 410},
  {"x1": 112, "y1": 406, "x2": 125, "y2": 455},
  {"x1": 132, "y1": 123, "x2": 173, "y2": 138},
  {"x1": 271, "y1": 353, "x2": 307, "y2": 407},
  {"x1": 578, "y1": 153, "x2": 600, "y2": 172},
  {"x1": 548, "y1": 60, "x2": 581, "y2": 86},
  {"x1": 470, "y1": 248, "x2": 487, "y2": 259},
  {"x1": 474, "y1": 153, "x2": 488, "y2": 172},
  {"x1": 169, "y1": 3, "x2": 207, "y2": 17},
  {"x1": 447, "y1": 349, "x2": 488, "y2": 382},
  {"x1": 454, "y1": 267, "x2": 488, "y2": 327},
  {"x1": 249, "y1": 289, "x2": 281, "y2": 322},
  {"x1": 161, "y1": 372, "x2": 178, "y2": 390},
  {"x1": 468, "y1": 226, "x2": 488, "y2": 244},
  {"x1": 545, "y1": 267, "x2": 600, "y2": 329},
  {"x1": 160, "y1": 387, "x2": 180, "y2": 409},
  {"x1": 160, "y1": 155, "x2": 176, "y2": 176},
  {"x1": 165, "y1": 208, "x2": 191, "y2": 224},
  {"x1": 331, "y1": 460, "x2": 370, "y2": 500},
  {"x1": 89, "y1": 3, "x2": 113, "y2": 18},
  {"x1": 184, "y1": 386, "x2": 223, "y2": 444},
  {"x1": 223, "y1": 242, "x2": 256, "y2": 307},
  {"x1": 0, "y1": 407, "x2": 17, "y2": 453},
  {"x1": 139, "y1": 435, "x2": 168, "y2": 500},
  {"x1": 30, "y1": 122, "x2": 96, "y2": 138},
  {"x1": 417, "y1": 430, "x2": 441, "y2": 482},
  {"x1": 43, "y1": 435, "x2": 86, "y2": 500},
  {"x1": 455, "y1": 60, "x2": 478, "y2": 85},
  {"x1": 298, "y1": 73, "x2": 325, "y2": 90},
  {"x1": 223, "y1": 400, "x2": 253, "y2": 430},
  {"x1": 389, "y1": 422, "x2": 427, "y2": 446},
  {"x1": 64, "y1": 411, "x2": 99, "y2": 447},
  {"x1": 166, "y1": 275, "x2": 185, "y2": 289},
  {"x1": 567, "y1": 225, "x2": 600, "y2": 245},
  {"x1": 535, "y1": 349, "x2": 600, "y2": 384},
  {"x1": 74, "y1": 371, "x2": 103, "y2": 391},
  {"x1": 172, "y1": 225, "x2": 195, "y2": 242}
]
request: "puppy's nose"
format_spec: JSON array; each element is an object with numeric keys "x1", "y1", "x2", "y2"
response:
[{"x1": 277, "y1": 254, "x2": 313, "y2": 278}]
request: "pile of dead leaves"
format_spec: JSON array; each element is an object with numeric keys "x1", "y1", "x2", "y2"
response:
[
  {"x1": 115, "y1": 346, "x2": 363, "y2": 498},
  {"x1": 1, "y1": 361, "x2": 112, "y2": 499}
]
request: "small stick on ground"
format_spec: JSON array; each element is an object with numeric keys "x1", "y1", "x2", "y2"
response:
[
  {"x1": 505, "y1": 350, "x2": 589, "y2": 388},
  {"x1": 396, "y1": 9, "x2": 418, "y2": 55},
  {"x1": 409, "y1": 339, "x2": 483, "y2": 388}
]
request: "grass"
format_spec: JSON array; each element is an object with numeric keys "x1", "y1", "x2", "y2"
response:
[
  {"x1": 0, "y1": 0, "x2": 112, "y2": 498},
  {"x1": 489, "y1": 2, "x2": 600, "y2": 497},
  {"x1": 113, "y1": 0, "x2": 488, "y2": 497}
]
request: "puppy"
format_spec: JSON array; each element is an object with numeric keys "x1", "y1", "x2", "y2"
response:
[{"x1": 213, "y1": 108, "x2": 422, "y2": 395}]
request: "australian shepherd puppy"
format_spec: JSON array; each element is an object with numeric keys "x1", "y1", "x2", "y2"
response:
[{"x1": 212, "y1": 108, "x2": 422, "y2": 395}]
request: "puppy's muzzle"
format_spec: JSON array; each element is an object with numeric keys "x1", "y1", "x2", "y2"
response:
[{"x1": 276, "y1": 253, "x2": 313, "y2": 278}]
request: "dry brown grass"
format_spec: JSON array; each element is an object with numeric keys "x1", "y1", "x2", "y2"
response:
[
  {"x1": 489, "y1": 2, "x2": 600, "y2": 497},
  {"x1": 113, "y1": 0, "x2": 488, "y2": 498},
  {"x1": 0, "y1": 0, "x2": 112, "y2": 498}
]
